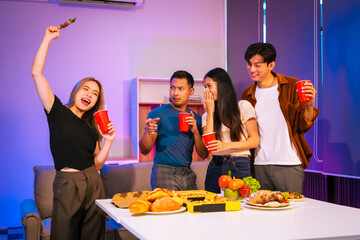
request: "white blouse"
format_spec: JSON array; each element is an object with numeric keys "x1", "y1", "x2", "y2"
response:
[{"x1": 202, "y1": 100, "x2": 256, "y2": 157}]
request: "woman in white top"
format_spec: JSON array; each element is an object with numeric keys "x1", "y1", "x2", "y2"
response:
[{"x1": 202, "y1": 68, "x2": 259, "y2": 193}]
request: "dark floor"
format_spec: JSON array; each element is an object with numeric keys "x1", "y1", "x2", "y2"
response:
[{"x1": 0, "y1": 227, "x2": 23, "y2": 240}]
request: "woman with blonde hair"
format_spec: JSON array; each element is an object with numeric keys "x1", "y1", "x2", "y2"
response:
[
  {"x1": 202, "y1": 68, "x2": 259, "y2": 193},
  {"x1": 31, "y1": 26, "x2": 116, "y2": 240}
]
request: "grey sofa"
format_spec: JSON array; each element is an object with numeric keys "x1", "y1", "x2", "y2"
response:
[{"x1": 20, "y1": 160, "x2": 210, "y2": 240}]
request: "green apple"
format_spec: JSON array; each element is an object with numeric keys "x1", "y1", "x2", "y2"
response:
[{"x1": 224, "y1": 187, "x2": 239, "y2": 200}]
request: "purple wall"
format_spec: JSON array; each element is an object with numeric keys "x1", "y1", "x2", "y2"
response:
[
  {"x1": 227, "y1": 0, "x2": 262, "y2": 94},
  {"x1": 266, "y1": 0, "x2": 322, "y2": 173},
  {"x1": 0, "y1": 0, "x2": 225, "y2": 227},
  {"x1": 321, "y1": 0, "x2": 360, "y2": 176}
]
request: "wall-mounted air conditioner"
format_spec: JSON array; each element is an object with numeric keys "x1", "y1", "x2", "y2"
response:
[{"x1": 53, "y1": 0, "x2": 143, "y2": 9}]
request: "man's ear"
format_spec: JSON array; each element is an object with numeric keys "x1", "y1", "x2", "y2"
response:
[
  {"x1": 269, "y1": 61, "x2": 276, "y2": 70},
  {"x1": 189, "y1": 87, "x2": 195, "y2": 96}
]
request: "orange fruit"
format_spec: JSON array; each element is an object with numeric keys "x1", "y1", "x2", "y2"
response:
[{"x1": 228, "y1": 178, "x2": 244, "y2": 190}]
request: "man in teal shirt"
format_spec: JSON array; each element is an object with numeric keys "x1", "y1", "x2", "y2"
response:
[{"x1": 139, "y1": 70, "x2": 208, "y2": 190}]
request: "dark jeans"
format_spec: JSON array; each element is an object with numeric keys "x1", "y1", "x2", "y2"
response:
[{"x1": 205, "y1": 156, "x2": 251, "y2": 193}]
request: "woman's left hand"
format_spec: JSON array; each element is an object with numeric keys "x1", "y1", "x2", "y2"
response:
[
  {"x1": 207, "y1": 140, "x2": 227, "y2": 153},
  {"x1": 102, "y1": 122, "x2": 116, "y2": 142}
]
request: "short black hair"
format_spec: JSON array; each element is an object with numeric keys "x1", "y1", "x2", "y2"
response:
[
  {"x1": 170, "y1": 70, "x2": 194, "y2": 88},
  {"x1": 245, "y1": 42, "x2": 276, "y2": 64}
]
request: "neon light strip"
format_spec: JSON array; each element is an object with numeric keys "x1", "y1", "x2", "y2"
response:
[
  {"x1": 224, "y1": 0, "x2": 228, "y2": 71},
  {"x1": 263, "y1": 0, "x2": 266, "y2": 42},
  {"x1": 313, "y1": 0, "x2": 324, "y2": 163}
]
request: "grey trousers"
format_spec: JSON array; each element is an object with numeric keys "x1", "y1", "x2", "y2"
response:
[
  {"x1": 254, "y1": 165, "x2": 304, "y2": 193},
  {"x1": 51, "y1": 166, "x2": 106, "y2": 240},
  {"x1": 151, "y1": 164, "x2": 197, "y2": 191}
]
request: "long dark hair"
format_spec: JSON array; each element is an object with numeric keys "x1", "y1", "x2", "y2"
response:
[
  {"x1": 66, "y1": 77, "x2": 105, "y2": 145},
  {"x1": 204, "y1": 68, "x2": 245, "y2": 141}
]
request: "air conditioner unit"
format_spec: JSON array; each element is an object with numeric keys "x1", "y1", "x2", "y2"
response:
[{"x1": 53, "y1": 0, "x2": 143, "y2": 9}]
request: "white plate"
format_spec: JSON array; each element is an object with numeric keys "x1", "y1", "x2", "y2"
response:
[
  {"x1": 245, "y1": 202, "x2": 293, "y2": 210},
  {"x1": 144, "y1": 207, "x2": 187, "y2": 215}
]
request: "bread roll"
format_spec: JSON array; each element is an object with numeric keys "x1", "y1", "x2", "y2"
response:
[
  {"x1": 128, "y1": 200, "x2": 152, "y2": 213},
  {"x1": 151, "y1": 197, "x2": 182, "y2": 212}
]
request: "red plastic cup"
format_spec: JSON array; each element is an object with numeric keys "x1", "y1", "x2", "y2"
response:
[
  {"x1": 93, "y1": 110, "x2": 110, "y2": 134},
  {"x1": 295, "y1": 80, "x2": 311, "y2": 102},
  {"x1": 202, "y1": 132, "x2": 216, "y2": 153},
  {"x1": 179, "y1": 112, "x2": 191, "y2": 132}
]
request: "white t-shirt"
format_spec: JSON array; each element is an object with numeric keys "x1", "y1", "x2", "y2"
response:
[
  {"x1": 254, "y1": 84, "x2": 301, "y2": 165},
  {"x1": 202, "y1": 100, "x2": 256, "y2": 156}
]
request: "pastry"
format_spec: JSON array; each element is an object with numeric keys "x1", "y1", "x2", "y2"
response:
[
  {"x1": 146, "y1": 188, "x2": 171, "y2": 202},
  {"x1": 150, "y1": 197, "x2": 182, "y2": 212}
]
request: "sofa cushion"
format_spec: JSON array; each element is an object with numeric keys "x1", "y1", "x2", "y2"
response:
[
  {"x1": 33, "y1": 166, "x2": 55, "y2": 219},
  {"x1": 101, "y1": 162, "x2": 153, "y2": 198}
]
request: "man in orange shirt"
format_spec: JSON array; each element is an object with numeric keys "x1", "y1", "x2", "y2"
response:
[{"x1": 242, "y1": 43, "x2": 319, "y2": 193}]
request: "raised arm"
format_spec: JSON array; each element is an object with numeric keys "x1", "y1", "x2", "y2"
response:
[
  {"x1": 31, "y1": 26, "x2": 60, "y2": 113},
  {"x1": 139, "y1": 118, "x2": 159, "y2": 155}
]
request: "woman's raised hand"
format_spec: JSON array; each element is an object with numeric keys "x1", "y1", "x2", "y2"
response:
[
  {"x1": 44, "y1": 26, "x2": 60, "y2": 41},
  {"x1": 203, "y1": 88, "x2": 215, "y2": 113}
]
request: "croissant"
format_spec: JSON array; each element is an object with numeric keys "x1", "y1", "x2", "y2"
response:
[
  {"x1": 146, "y1": 188, "x2": 171, "y2": 202},
  {"x1": 128, "y1": 200, "x2": 152, "y2": 213},
  {"x1": 151, "y1": 197, "x2": 182, "y2": 212}
]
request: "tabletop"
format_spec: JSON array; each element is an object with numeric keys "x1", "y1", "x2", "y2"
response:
[{"x1": 96, "y1": 198, "x2": 360, "y2": 240}]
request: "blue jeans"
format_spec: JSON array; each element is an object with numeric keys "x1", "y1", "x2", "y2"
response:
[{"x1": 205, "y1": 156, "x2": 251, "y2": 193}]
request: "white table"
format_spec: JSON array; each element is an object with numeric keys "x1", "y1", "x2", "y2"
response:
[{"x1": 96, "y1": 198, "x2": 360, "y2": 240}]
